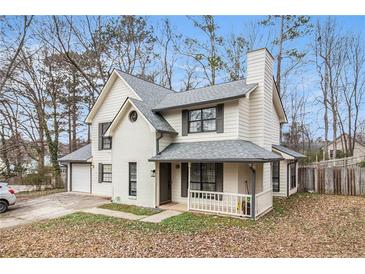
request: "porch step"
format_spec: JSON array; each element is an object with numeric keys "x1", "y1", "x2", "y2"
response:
[{"x1": 140, "y1": 210, "x2": 182, "y2": 223}]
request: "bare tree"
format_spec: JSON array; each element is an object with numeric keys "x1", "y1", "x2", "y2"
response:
[
  {"x1": 156, "y1": 18, "x2": 180, "y2": 89},
  {"x1": 260, "y1": 16, "x2": 312, "y2": 97},
  {"x1": 224, "y1": 34, "x2": 248, "y2": 81},
  {"x1": 314, "y1": 18, "x2": 344, "y2": 160},
  {"x1": 338, "y1": 34, "x2": 365, "y2": 156},
  {"x1": 181, "y1": 16, "x2": 224, "y2": 86}
]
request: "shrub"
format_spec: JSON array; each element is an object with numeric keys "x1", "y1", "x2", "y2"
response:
[
  {"x1": 21, "y1": 167, "x2": 53, "y2": 186},
  {"x1": 357, "y1": 161, "x2": 365, "y2": 168}
]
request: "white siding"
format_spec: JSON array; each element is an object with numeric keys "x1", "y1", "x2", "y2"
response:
[
  {"x1": 223, "y1": 163, "x2": 239, "y2": 193},
  {"x1": 90, "y1": 77, "x2": 138, "y2": 196},
  {"x1": 289, "y1": 163, "x2": 298, "y2": 196},
  {"x1": 111, "y1": 104, "x2": 157, "y2": 207},
  {"x1": 271, "y1": 102, "x2": 281, "y2": 145},
  {"x1": 246, "y1": 49, "x2": 274, "y2": 150},
  {"x1": 159, "y1": 133, "x2": 174, "y2": 152},
  {"x1": 238, "y1": 97, "x2": 250, "y2": 140},
  {"x1": 273, "y1": 159, "x2": 288, "y2": 197},
  {"x1": 246, "y1": 49, "x2": 274, "y2": 192},
  {"x1": 162, "y1": 101, "x2": 239, "y2": 143}
]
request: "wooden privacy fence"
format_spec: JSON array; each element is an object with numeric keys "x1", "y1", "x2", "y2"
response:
[{"x1": 298, "y1": 166, "x2": 365, "y2": 196}]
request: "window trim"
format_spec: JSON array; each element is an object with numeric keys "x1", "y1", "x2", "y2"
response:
[
  {"x1": 272, "y1": 161, "x2": 280, "y2": 192},
  {"x1": 101, "y1": 164, "x2": 112, "y2": 183},
  {"x1": 101, "y1": 122, "x2": 112, "y2": 150},
  {"x1": 129, "y1": 162, "x2": 137, "y2": 197},
  {"x1": 188, "y1": 107, "x2": 217, "y2": 133}
]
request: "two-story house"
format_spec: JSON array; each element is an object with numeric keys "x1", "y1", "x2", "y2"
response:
[{"x1": 60, "y1": 48, "x2": 304, "y2": 219}]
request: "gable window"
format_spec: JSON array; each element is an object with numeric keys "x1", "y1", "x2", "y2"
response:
[
  {"x1": 99, "y1": 122, "x2": 112, "y2": 150},
  {"x1": 190, "y1": 163, "x2": 216, "y2": 191},
  {"x1": 101, "y1": 164, "x2": 112, "y2": 183},
  {"x1": 188, "y1": 107, "x2": 216, "y2": 133},
  {"x1": 272, "y1": 161, "x2": 280, "y2": 192},
  {"x1": 129, "y1": 162, "x2": 137, "y2": 196},
  {"x1": 289, "y1": 162, "x2": 296, "y2": 189}
]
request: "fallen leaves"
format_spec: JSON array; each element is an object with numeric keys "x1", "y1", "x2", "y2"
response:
[{"x1": 1, "y1": 193, "x2": 365, "y2": 258}]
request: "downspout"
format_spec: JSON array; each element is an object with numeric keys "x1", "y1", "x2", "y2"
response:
[
  {"x1": 249, "y1": 164, "x2": 256, "y2": 220},
  {"x1": 156, "y1": 132, "x2": 164, "y2": 154}
]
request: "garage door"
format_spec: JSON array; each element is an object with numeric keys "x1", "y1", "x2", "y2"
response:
[{"x1": 71, "y1": 164, "x2": 91, "y2": 193}]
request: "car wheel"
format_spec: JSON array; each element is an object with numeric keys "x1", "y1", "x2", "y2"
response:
[{"x1": 0, "y1": 201, "x2": 8, "y2": 213}]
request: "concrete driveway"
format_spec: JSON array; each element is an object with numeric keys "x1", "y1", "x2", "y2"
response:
[{"x1": 0, "y1": 192, "x2": 110, "y2": 229}]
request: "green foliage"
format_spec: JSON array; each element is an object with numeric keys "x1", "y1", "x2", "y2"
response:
[
  {"x1": 357, "y1": 161, "x2": 365, "y2": 168},
  {"x1": 21, "y1": 167, "x2": 53, "y2": 185},
  {"x1": 99, "y1": 203, "x2": 162, "y2": 216},
  {"x1": 260, "y1": 16, "x2": 312, "y2": 43}
]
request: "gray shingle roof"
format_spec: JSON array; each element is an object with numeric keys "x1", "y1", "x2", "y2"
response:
[
  {"x1": 116, "y1": 70, "x2": 173, "y2": 106},
  {"x1": 130, "y1": 98, "x2": 177, "y2": 134},
  {"x1": 113, "y1": 71, "x2": 258, "y2": 133},
  {"x1": 152, "y1": 81, "x2": 258, "y2": 111},
  {"x1": 114, "y1": 71, "x2": 176, "y2": 133},
  {"x1": 59, "y1": 144, "x2": 92, "y2": 162},
  {"x1": 272, "y1": 144, "x2": 306, "y2": 158},
  {"x1": 150, "y1": 140, "x2": 282, "y2": 162}
]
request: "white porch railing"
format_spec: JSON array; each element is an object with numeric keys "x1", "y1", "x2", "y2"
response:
[
  {"x1": 188, "y1": 190, "x2": 252, "y2": 217},
  {"x1": 255, "y1": 189, "x2": 272, "y2": 217}
]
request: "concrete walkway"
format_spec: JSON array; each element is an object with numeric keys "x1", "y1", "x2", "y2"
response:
[
  {"x1": 140, "y1": 210, "x2": 182, "y2": 223},
  {"x1": 81, "y1": 207, "x2": 182, "y2": 223}
]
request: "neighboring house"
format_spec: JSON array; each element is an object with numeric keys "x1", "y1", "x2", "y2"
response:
[
  {"x1": 59, "y1": 48, "x2": 304, "y2": 219},
  {"x1": 323, "y1": 133, "x2": 365, "y2": 159}
]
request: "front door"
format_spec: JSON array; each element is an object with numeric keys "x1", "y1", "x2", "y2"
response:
[{"x1": 159, "y1": 163, "x2": 172, "y2": 204}]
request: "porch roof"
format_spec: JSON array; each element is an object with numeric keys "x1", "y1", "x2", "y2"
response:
[
  {"x1": 150, "y1": 140, "x2": 283, "y2": 162},
  {"x1": 59, "y1": 144, "x2": 92, "y2": 163},
  {"x1": 272, "y1": 144, "x2": 306, "y2": 159}
]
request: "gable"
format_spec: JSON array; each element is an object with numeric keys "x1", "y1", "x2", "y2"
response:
[
  {"x1": 105, "y1": 99, "x2": 156, "y2": 137},
  {"x1": 85, "y1": 70, "x2": 142, "y2": 124}
]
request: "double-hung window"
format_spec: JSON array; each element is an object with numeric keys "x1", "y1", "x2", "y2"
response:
[
  {"x1": 190, "y1": 163, "x2": 216, "y2": 191},
  {"x1": 290, "y1": 162, "x2": 296, "y2": 189},
  {"x1": 129, "y1": 162, "x2": 137, "y2": 196},
  {"x1": 101, "y1": 164, "x2": 112, "y2": 183},
  {"x1": 100, "y1": 122, "x2": 112, "y2": 150},
  {"x1": 272, "y1": 161, "x2": 280, "y2": 192},
  {"x1": 188, "y1": 107, "x2": 216, "y2": 133}
]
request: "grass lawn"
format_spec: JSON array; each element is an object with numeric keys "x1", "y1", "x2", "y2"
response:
[
  {"x1": 99, "y1": 203, "x2": 162, "y2": 216},
  {"x1": 1, "y1": 193, "x2": 365, "y2": 257}
]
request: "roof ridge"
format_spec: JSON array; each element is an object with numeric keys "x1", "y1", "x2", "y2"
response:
[
  {"x1": 116, "y1": 69, "x2": 249, "y2": 94},
  {"x1": 115, "y1": 69, "x2": 174, "y2": 92},
  {"x1": 174, "y1": 78, "x2": 248, "y2": 94}
]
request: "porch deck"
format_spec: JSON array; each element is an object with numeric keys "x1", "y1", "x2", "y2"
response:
[{"x1": 159, "y1": 202, "x2": 187, "y2": 212}]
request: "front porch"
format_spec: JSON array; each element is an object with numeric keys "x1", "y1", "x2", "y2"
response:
[
  {"x1": 150, "y1": 140, "x2": 282, "y2": 219},
  {"x1": 155, "y1": 161, "x2": 274, "y2": 219}
]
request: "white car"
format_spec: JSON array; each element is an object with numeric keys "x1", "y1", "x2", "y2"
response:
[{"x1": 0, "y1": 182, "x2": 16, "y2": 213}]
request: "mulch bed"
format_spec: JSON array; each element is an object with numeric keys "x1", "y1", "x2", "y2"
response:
[{"x1": 1, "y1": 193, "x2": 365, "y2": 258}]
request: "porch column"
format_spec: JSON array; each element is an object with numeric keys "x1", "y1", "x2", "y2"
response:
[
  {"x1": 249, "y1": 164, "x2": 256, "y2": 220},
  {"x1": 187, "y1": 162, "x2": 191, "y2": 211}
]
